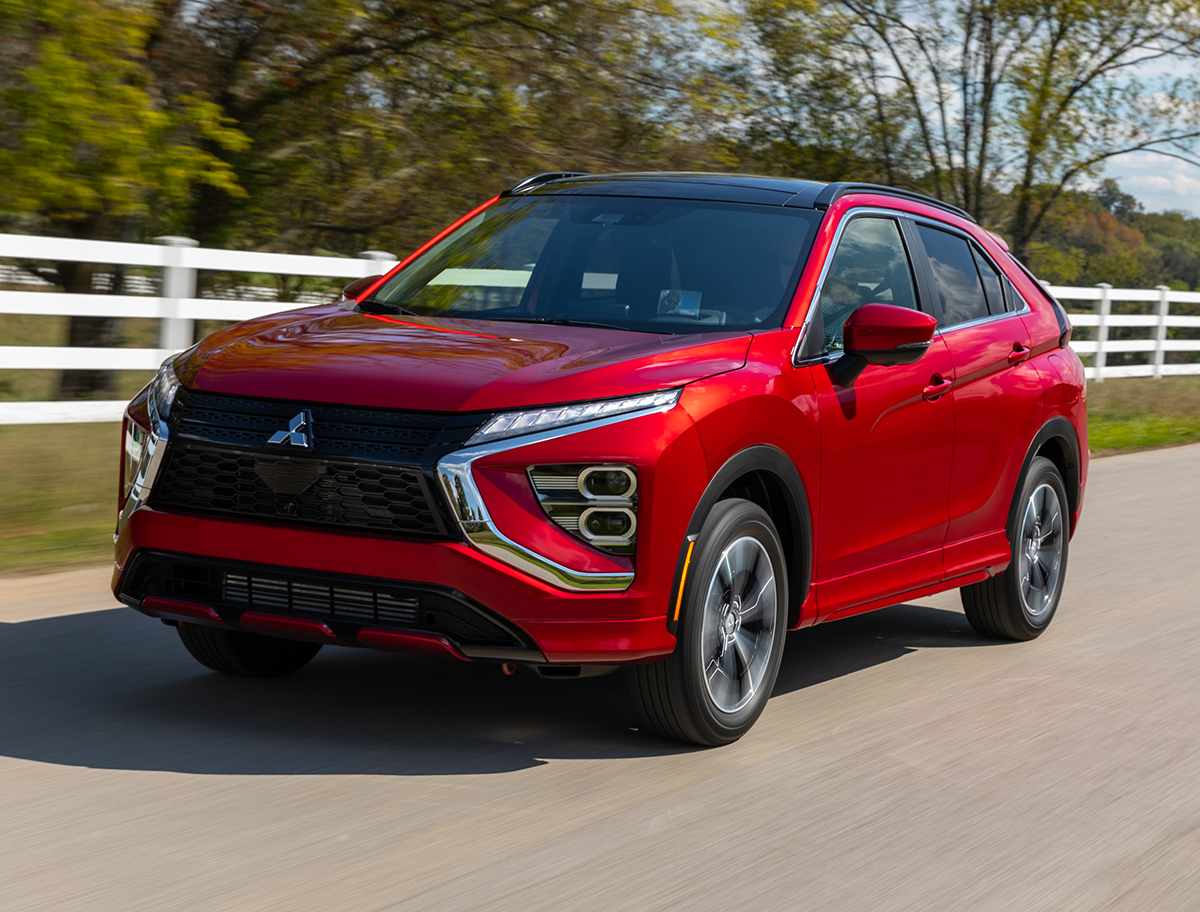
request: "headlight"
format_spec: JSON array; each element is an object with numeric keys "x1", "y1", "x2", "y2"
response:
[
  {"x1": 149, "y1": 356, "x2": 183, "y2": 425},
  {"x1": 467, "y1": 388, "x2": 681, "y2": 446},
  {"x1": 121, "y1": 419, "x2": 149, "y2": 501}
]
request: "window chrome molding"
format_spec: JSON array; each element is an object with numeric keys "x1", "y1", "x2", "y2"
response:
[
  {"x1": 793, "y1": 206, "x2": 915, "y2": 366},
  {"x1": 436, "y1": 402, "x2": 678, "y2": 592},
  {"x1": 935, "y1": 305, "x2": 1030, "y2": 337}
]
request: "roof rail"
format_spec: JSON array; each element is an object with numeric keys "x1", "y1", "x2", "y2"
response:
[
  {"x1": 503, "y1": 172, "x2": 591, "y2": 196},
  {"x1": 813, "y1": 182, "x2": 975, "y2": 223}
]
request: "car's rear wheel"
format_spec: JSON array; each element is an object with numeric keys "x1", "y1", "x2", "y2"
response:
[
  {"x1": 626, "y1": 499, "x2": 788, "y2": 746},
  {"x1": 176, "y1": 622, "x2": 322, "y2": 677},
  {"x1": 961, "y1": 455, "x2": 1069, "y2": 640}
]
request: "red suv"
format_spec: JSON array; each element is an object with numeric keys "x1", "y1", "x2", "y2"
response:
[{"x1": 114, "y1": 173, "x2": 1087, "y2": 745}]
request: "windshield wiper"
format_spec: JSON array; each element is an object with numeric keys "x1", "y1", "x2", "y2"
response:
[{"x1": 498, "y1": 316, "x2": 632, "y2": 332}]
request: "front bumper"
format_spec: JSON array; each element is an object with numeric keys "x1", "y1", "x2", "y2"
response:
[{"x1": 114, "y1": 501, "x2": 677, "y2": 665}]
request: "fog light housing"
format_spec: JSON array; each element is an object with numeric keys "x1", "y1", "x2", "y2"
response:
[
  {"x1": 580, "y1": 507, "x2": 636, "y2": 543},
  {"x1": 528, "y1": 464, "x2": 639, "y2": 555},
  {"x1": 580, "y1": 466, "x2": 636, "y2": 499}
]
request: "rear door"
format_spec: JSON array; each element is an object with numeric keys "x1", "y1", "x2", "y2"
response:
[{"x1": 910, "y1": 223, "x2": 1044, "y2": 578}]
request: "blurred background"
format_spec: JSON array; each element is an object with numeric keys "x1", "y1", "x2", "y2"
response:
[{"x1": 3, "y1": 0, "x2": 1200, "y2": 575}]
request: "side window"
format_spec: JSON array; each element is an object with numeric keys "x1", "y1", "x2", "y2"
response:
[
  {"x1": 1002, "y1": 273, "x2": 1024, "y2": 312},
  {"x1": 917, "y1": 225, "x2": 990, "y2": 326},
  {"x1": 819, "y1": 217, "x2": 918, "y2": 351},
  {"x1": 971, "y1": 245, "x2": 1006, "y2": 314}
]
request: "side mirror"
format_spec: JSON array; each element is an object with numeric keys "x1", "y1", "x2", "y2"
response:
[
  {"x1": 832, "y1": 303, "x2": 937, "y2": 387},
  {"x1": 341, "y1": 274, "x2": 382, "y2": 302}
]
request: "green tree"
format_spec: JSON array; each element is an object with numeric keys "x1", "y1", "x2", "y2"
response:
[
  {"x1": 136, "y1": 0, "x2": 697, "y2": 256},
  {"x1": 741, "y1": 0, "x2": 1200, "y2": 258},
  {"x1": 0, "y1": 0, "x2": 247, "y2": 397}
]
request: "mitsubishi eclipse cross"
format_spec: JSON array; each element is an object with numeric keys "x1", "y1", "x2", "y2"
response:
[{"x1": 114, "y1": 172, "x2": 1087, "y2": 745}]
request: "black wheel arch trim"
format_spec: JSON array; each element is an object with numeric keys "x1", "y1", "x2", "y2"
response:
[
  {"x1": 1008, "y1": 417, "x2": 1082, "y2": 538},
  {"x1": 666, "y1": 445, "x2": 813, "y2": 635}
]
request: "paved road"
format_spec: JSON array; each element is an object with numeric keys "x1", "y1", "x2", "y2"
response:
[{"x1": 1, "y1": 444, "x2": 1198, "y2": 911}]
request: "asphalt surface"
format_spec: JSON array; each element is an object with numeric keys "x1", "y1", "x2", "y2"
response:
[{"x1": 1, "y1": 443, "x2": 1198, "y2": 911}]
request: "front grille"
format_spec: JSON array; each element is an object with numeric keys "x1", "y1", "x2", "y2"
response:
[
  {"x1": 123, "y1": 553, "x2": 526, "y2": 648},
  {"x1": 154, "y1": 444, "x2": 440, "y2": 536},
  {"x1": 172, "y1": 391, "x2": 458, "y2": 462},
  {"x1": 150, "y1": 391, "x2": 486, "y2": 538}
]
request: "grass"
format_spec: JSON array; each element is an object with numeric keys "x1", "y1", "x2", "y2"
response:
[
  {"x1": 1086, "y1": 375, "x2": 1200, "y2": 454},
  {"x1": 0, "y1": 423, "x2": 121, "y2": 575},
  {"x1": 1, "y1": 377, "x2": 1199, "y2": 577}
]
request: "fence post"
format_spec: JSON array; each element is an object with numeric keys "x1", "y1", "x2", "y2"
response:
[
  {"x1": 1094, "y1": 282, "x2": 1112, "y2": 382},
  {"x1": 154, "y1": 236, "x2": 199, "y2": 350},
  {"x1": 1153, "y1": 285, "x2": 1171, "y2": 379},
  {"x1": 358, "y1": 250, "x2": 395, "y2": 276}
]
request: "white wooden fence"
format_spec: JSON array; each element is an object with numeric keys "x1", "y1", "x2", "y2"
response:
[
  {"x1": 0, "y1": 233, "x2": 395, "y2": 423},
  {"x1": 1, "y1": 234, "x2": 1198, "y2": 424},
  {"x1": 1050, "y1": 283, "x2": 1200, "y2": 381}
]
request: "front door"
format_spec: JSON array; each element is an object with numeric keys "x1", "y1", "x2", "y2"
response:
[{"x1": 808, "y1": 213, "x2": 956, "y2": 618}]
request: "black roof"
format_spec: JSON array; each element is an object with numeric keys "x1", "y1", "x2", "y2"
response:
[{"x1": 503, "y1": 171, "x2": 975, "y2": 223}]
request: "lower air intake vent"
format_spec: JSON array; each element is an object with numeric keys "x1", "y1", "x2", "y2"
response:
[{"x1": 121, "y1": 552, "x2": 524, "y2": 648}]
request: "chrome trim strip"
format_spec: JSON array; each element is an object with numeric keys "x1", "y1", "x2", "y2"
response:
[
  {"x1": 437, "y1": 404, "x2": 677, "y2": 592},
  {"x1": 114, "y1": 381, "x2": 172, "y2": 540},
  {"x1": 935, "y1": 306, "x2": 1030, "y2": 337}
]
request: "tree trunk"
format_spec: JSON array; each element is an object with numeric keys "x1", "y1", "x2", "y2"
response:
[{"x1": 56, "y1": 214, "x2": 127, "y2": 400}]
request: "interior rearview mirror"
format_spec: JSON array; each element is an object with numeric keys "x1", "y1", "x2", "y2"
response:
[{"x1": 832, "y1": 303, "x2": 937, "y2": 387}]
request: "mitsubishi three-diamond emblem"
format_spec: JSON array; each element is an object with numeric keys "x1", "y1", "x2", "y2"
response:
[{"x1": 267, "y1": 410, "x2": 313, "y2": 448}]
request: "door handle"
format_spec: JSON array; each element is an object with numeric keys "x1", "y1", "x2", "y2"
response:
[
  {"x1": 922, "y1": 375, "x2": 953, "y2": 401},
  {"x1": 1007, "y1": 344, "x2": 1031, "y2": 366}
]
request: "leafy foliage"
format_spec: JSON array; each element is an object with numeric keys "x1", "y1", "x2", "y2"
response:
[
  {"x1": 739, "y1": 0, "x2": 1200, "y2": 256},
  {"x1": 3, "y1": 0, "x2": 1200, "y2": 273},
  {"x1": 0, "y1": 0, "x2": 248, "y2": 225}
]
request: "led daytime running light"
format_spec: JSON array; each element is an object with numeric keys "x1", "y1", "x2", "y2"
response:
[{"x1": 468, "y1": 388, "x2": 681, "y2": 446}]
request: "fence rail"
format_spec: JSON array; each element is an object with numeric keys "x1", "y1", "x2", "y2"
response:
[{"x1": 1, "y1": 233, "x2": 1198, "y2": 423}]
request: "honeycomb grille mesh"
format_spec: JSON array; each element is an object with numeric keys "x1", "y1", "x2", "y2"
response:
[{"x1": 153, "y1": 445, "x2": 440, "y2": 536}]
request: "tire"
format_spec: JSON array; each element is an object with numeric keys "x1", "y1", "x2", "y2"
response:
[
  {"x1": 176, "y1": 622, "x2": 322, "y2": 677},
  {"x1": 961, "y1": 455, "x2": 1069, "y2": 641},
  {"x1": 627, "y1": 499, "x2": 788, "y2": 746}
]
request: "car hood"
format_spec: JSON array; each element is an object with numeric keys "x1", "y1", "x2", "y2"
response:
[{"x1": 175, "y1": 305, "x2": 753, "y2": 412}]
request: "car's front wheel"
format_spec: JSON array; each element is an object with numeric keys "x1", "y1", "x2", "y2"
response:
[
  {"x1": 627, "y1": 498, "x2": 788, "y2": 746},
  {"x1": 176, "y1": 622, "x2": 322, "y2": 677},
  {"x1": 961, "y1": 455, "x2": 1069, "y2": 640}
]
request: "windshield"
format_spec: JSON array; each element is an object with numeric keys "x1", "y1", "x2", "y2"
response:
[{"x1": 367, "y1": 196, "x2": 821, "y2": 333}]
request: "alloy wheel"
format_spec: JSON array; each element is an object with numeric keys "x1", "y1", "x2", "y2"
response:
[
  {"x1": 1018, "y1": 482, "x2": 1064, "y2": 619},
  {"x1": 699, "y1": 535, "x2": 778, "y2": 713}
]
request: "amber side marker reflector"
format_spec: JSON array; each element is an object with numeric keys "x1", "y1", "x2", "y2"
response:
[{"x1": 673, "y1": 539, "x2": 697, "y2": 622}]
